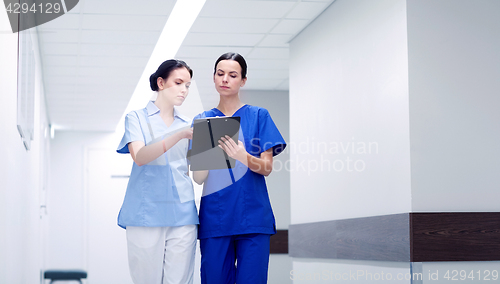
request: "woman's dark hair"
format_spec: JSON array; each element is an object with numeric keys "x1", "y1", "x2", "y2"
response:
[
  {"x1": 149, "y1": 59, "x2": 193, "y2": 91},
  {"x1": 214, "y1": 52, "x2": 247, "y2": 79}
]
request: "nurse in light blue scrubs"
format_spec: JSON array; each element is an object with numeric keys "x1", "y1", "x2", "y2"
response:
[
  {"x1": 117, "y1": 59, "x2": 199, "y2": 284},
  {"x1": 192, "y1": 52, "x2": 286, "y2": 284}
]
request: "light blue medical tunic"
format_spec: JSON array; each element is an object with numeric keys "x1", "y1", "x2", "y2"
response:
[{"x1": 116, "y1": 101, "x2": 199, "y2": 229}]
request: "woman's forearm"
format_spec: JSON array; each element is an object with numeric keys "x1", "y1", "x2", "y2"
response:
[
  {"x1": 129, "y1": 132, "x2": 183, "y2": 166},
  {"x1": 245, "y1": 149, "x2": 273, "y2": 176}
]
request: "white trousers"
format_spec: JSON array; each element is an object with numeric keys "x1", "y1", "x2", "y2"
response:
[{"x1": 126, "y1": 225, "x2": 197, "y2": 284}]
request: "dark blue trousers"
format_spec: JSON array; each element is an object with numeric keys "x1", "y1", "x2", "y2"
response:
[{"x1": 200, "y1": 233, "x2": 271, "y2": 284}]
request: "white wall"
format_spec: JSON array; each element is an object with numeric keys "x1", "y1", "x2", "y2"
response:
[
  {"x1": 47, "y1": 131, "x2": 120, "y2": 270},
  {"x1": 407, "y1": 0, "x2": 500, "y2": 212},
  {"x1": 286, "y1": 1, "x2": 500, "y2": 281},
  {"x1": 240, "y1": 90, "x2": 290, "y2": 229},
  {"x1": 0, "y1": 10, "x2": 51, "y2": 284},
  {"x1": 289, "y1": 0, "x2": 411, "y2": 224}
]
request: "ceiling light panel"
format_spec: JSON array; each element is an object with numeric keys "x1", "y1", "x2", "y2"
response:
[
  {"x1": 44, "y1": 84, "x2": 77, "y2": 94},
  {"x1": 82, "y1": 15, "x2": 167, "y2": 31},
  {"x1": 190, "y1": 17, "x2": 279, "y2": 34},
  {"x1": 41, "y1": 43, "x2": 79, "y2": 55},
  {"x1": 247, "y1": 47, "x2": 289, "y2": 59},
  {"x1": 79, "y1": 43, "x2": 153, "y2": 57},
  {"x1": 83, "y1": 0, "x2": 175, "y2": 15},
  {"x1": 286, "y1": 1, "x2": 332, "y2": 19},
  {"x1": 199, "y1": 0, "x2": 294, "y2": 18},
  {"x1": 48, "y1": 84, "x2": 134, "y2": 95},
  {"x1": 44, "y1": 75, "x2": 138, "y2": 86},
  {"x1": 271, "y1": 19, "x2": 310, "y2": 34},
  {"x1": 40, "y1": 30, "x2": 80, "y2": 43},
  {"x1": 53, "y1": 101, "x2": 125, "y2": 109},
  {"x1": 76, "y1": 66, "x2": 139, "y2": 77},
  {"x1": 77, "y1": 56, "x2": 148, "y2": 67},
  {"x1": 43, "y1": 55, "x2": 78, "y2": 66},
  {"x1": 44, "y1": 66, "x2": 78, "y2": 76},
  {"x1": 37, "y1": 13, "x2": 81, "y2": 30},
  {"x1": 80, "y1": 30, "x2": 160, "y2": 45},
  {"x1": 175, "y1": 46, "x2": 253, "y2": 59},
  {"x1": 258, "y1": 34, "x2": 292, "y2": 47},
  {"x1": 182, "y1": 33, "x2": 265, "y2": 47}
]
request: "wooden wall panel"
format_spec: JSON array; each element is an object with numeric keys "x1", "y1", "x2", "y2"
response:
[
  {"x1": 411, "y1": 213, "x2": 500, "y2": 262},
  {"x1": 270, "y1": 230, "x2": 289, "y2": 254}
]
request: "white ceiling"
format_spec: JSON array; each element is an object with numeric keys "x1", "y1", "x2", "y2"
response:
[{"x1": 37, "y1": 0, "x2": 334, "y2": 132}]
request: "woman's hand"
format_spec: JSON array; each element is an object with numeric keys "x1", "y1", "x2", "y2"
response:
[
  {"x1": 218, "y1": 135, "x2": 247, "y2": 163},
  {"x1": 218, "y1": 135, "x2": 273, "y2": 176},
  {"x1": 176, "y1": 127, "x2": 193, "y2": 140}
]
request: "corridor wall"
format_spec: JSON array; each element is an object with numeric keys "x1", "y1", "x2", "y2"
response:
[
  {"x1": 0, "y1": 9, "x2": 51, "y2": 284},
  {"x1": 407, "y1": 0, "x2": 500, "y2": 212},
  {"x1": 289, "y1": 0, "x2": 500, "y2": 282},
  {"x1": 289, "y1": 0, "x2": 411, "y2": 224}
]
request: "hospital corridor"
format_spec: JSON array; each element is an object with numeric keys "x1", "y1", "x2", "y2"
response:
[{"x1": 1, "y1": 0, "x2": 500, "y2": 283}]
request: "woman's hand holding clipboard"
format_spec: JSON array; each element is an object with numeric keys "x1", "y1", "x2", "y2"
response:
[{"x1": 189, "y1": 116, "x2": 240, "y2": 170}]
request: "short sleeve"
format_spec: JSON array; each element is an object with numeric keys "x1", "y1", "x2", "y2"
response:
[
  {"x1": 117, "y1": 111, "x2": 145, "y2": 154},
  {"x1": 258, "y1": 108, "x2": 286, "y2": 156}
]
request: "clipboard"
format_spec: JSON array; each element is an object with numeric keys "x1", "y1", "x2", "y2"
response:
[{"x1": 189, "y1": 116, "x2": 241, "y2": 170}]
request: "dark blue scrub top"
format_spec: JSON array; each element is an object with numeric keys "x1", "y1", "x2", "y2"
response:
[{"x1": 193, "y1": 105, "x2": 286, "y2": 239}]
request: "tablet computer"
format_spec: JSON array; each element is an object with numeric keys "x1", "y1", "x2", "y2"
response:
[{"x1": 189, "y1": 116, "x2": 241, "y2": 170}]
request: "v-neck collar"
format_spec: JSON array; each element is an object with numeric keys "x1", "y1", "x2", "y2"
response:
[
  {"x1": 214, "y1": 104, "x2": 248, "y2": 117},
  {"x1": 143, "y1": 101, "x2": 190, "y2": 131},
  {"x1": 146, "y1": 101, "x2": 189, "y2": 121}
]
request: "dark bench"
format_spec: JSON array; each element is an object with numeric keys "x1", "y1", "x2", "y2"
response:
[{"x1": 44, "y1": 270, "x2": 87, "y2": 283}]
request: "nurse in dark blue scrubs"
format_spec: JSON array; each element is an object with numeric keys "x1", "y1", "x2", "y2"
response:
[{"x1": 192, "y1": 52, "x2": 286, "y2": 284}]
